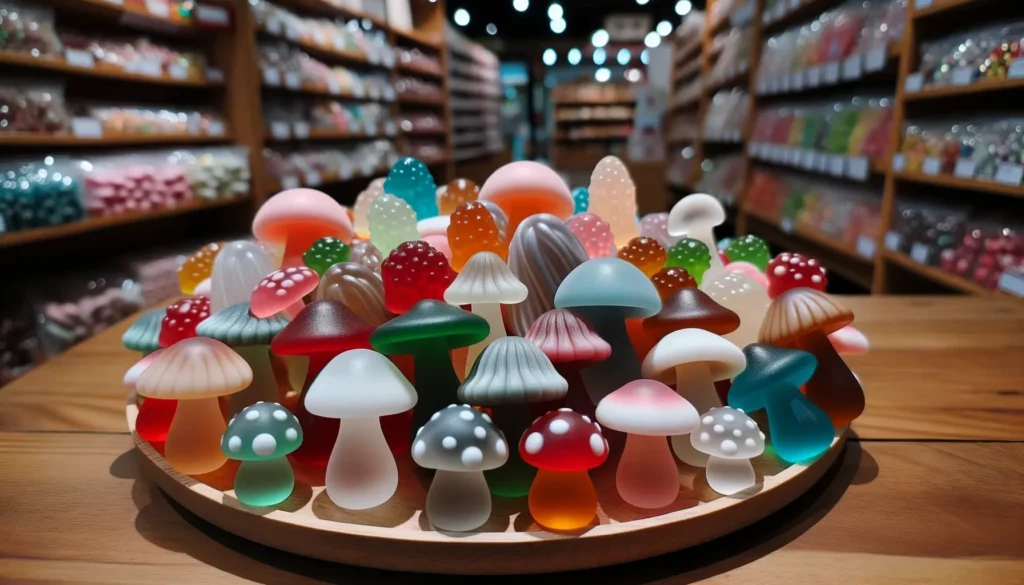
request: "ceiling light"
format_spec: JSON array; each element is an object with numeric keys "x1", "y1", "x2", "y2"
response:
[
  {"x1": 657, "y1": 20, "x2": 673, "y2": 36},
  {"x1": 543, "y1": 48, "x2": 557, "y2": 66},
  {"x1": 617, "y1": 48, "x2": 631, "y2": 66},
  {"x1": 593, "y1": 47, "x2": 606, "y2": 65},
  {"x1": 547, "y1": 3, "x2": 563, "y2": 19},
  {"x1": 675, "y1": 0, "x2": 692, "y2": 16},
  {"x1": 486, "y1": 23, "x2": 497, "y2": 35},
  {"x1": 625, "y1": 68, "x2": 642, "y2": 82},
  {"x1": 595, "y1": 67, "x2": 611, "y2": 83},
  {"x1": 644, "y1": 31, "x2": 661, "y2": 48},
  {"x1": 550, "y1": 18, "x2": 566, "y2": 33},
  {"x1": 513, "y1": 0, "x2": 529, "y2": 12},
  {"x1": 454, "y1": 8, "x2": 470, "y2": 26},
  {"x1": 591, "y1": 29, "x2": 609, "y2": 48},
  {"x1": 641, "y1": 49, "x2": 650, "y2": 64},
  {"x1": 636, "y1": 0, "x2": 650, "y2": 4},
  {"x1": 568, "y1": 48, "x2": 582, "y2": 65}
]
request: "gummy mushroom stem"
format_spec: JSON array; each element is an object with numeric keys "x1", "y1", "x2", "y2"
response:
[
  {"x1": 235, "y1": 457, "x2": 294, "y2": 505},
  {"x1": 529, "y1": 469, "x2": 598, "y2": 528},
  {"x1": 574, "y1": 308, "x2": 642, "y2": 406},
  {"x1": 464, "y1": 302, "x2": 506, "y2": 377},
  {"x1": 483, "y1": 404, "x2": 535, "y2": 498},
  {"x1": 166, "y1": 398, "x2": 228, "y2": 475},
  {"x1": 797, "y1": 330, "x2": 865, "y2": 428},
  {"x1": 670, "y1": 362, "x2": 722, "y2": 468},
  {"x1": 326, "y1": 417, "x2": 397, "y2": 510},
  {"x1": 411, "y1": 347, "x2": 462, "y2": 432},
  {"x1": 229, "y1": 346, "x2": 279, "y2": 416},
  {"x1": 426, "y1": 468, "x2": 492, "y2": 532},
  {"x1": 618, "y1": 434, "x2": 680, "y2": 509},
  {"x1": 705, "y1": 455, "x2": 755, "y2": 496}
]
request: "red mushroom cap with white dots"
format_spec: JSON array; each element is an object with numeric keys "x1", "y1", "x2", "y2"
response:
[
  {"x1": 519, "y1": 408, "x2": 608, "y2": 472},
  {"x1": 250, "y1": 266, "x2": 319, "y2": 318}
]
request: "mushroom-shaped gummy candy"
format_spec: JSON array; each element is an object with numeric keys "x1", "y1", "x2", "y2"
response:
[
  {"x1": 703, "y1": 272, "x2": 770, "y2": 348},
  {"x1": 665, "y1": 238, "x2": 713, "y2": 285},
  {"x1": 315, "y1": 262, "x2": 391, "y2": 326},
  {"x1": 691, "y1": 407, "x2": 765, "y2": 495},
  {"x1": 447, "y1": 201, "x2": 507, "y2": 272},
  {"x1": 520, "y1": 409, "x2": 608, "y2": 530},
  {"x1": 209, "y1": 240, "x2": 274, "y2": 313},
  {"x1": 642, "y1": 329, "x2": 745, "y2": 467},
  {"x1": 760, "y1": 288, "x2": 862, "y2": 427},
  {"x1": 123, "y1": 308, "x2": 163, "y2": 355},
  {"x1": 554, "y1": 257, "x2": 661, "y2": 406},
  {"x1": 383, "y1": 157, "x2": 439, "y2": 219},
  {"x1": 349, "y1": 240, "x2": 383, "y2": 275},
  {"x1": 250, "y1": 267, "x2": 319, "y2": 319},
  {"x1": 158, "y1": 296, "x2": 211, "y2": 348},
  {"x1": 725, "y1": 261, "x2": 771, "y2": 290},
  {"x1": 444, "y1": 251, "x2": 527, "y2": 376},
  {"x1": 125, "y1": 349, "x2": 176, "y2": 443},
  {"x1": 306, "y1": 350, "x2": 416, "y2": 509},
  {"x1": 572, "y1": 186, "x2": 589, "y2": 213},
  {"x1": 418, "y1": 215, "x2": 450, "y2": 239},
  {"x1": 829, "y1": 325, "x2": 869, "y2": 355},
  {"x1": 730, "y1": 344, "x2": 834, "y2": 463},
  {"x1": 413, "y1": 405, "x2": 508, "y2": 531},
  {"x1": 479, "y1": 200, "x2": 509, "y2": 242},
  {"x1": 667, "y1": 194, "x2": 727, "y2": 284},
  {"x1": 617, "y1": 237, "x2": 667, "y2": 277},
  {"x1": 222, "y1": 402, "x2": 303, "y2": 506},
  {"x1": 352, "y1": 184, "x2": 383, "y2": 239},
  {"x1": 565, "y1": 212, "x2": 615, "y2": 259},
  {"x1": 178, "y1": 242, "x2": 223, "y2": 295},
  {"x1": 724, "y1": 235, "x2": 771, "y2": 272},
  {"x1": 765, "y1": 253, "x2": 826, "y2": 299},
  {"x1": 597, "y1": 380, "x2": 699, "y2": 509},
  {"x1": 196, "y1": 302, "x2": 290, "y2": 415},
  {"x1": 439, "y1": 177, "x2": 479, "y2": 216},
  {"x1": 381, "y1": 241, "x2": 456, "y2": 314},
  {"x1": 137, "y1": 338, "x2": 252, "y2": 475},
  {"x1": 642, "y1": 288, "x2": 739, "y2": 342},
  {"x1": 368, "y1": 193, "x2": 420, "y2": 256},
  {"x1": 479, "y1": 161, "x2": 574, "y2": 237},
  {"x1": 525, "y1": 309, "x2": 611, "y2": 418},
  {"x1": 302, "y1": 237, "x2": 350, "y2": 276},
  {"x1": 253, "y1": 188, "x2": 353, "y2": 268},
  {"x1": 651, "y1": 267, "x2": 698, "y2": 300},
  {"x1": 639, "y1": 212, "x2": 679, "y2": 249},
  {"x1": 588, "y1": 156, "x2": 640, "y2": 248}
]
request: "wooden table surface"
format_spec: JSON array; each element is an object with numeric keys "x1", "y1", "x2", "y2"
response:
[{"x1": 1, "y1": 296, "x2": 1022, "y2": 584}]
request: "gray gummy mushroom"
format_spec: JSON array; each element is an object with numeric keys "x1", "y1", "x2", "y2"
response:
[
  {"x1": 412, "y1": 405, "x2": 508, "y2": 532},
  {"x1": 209, "y1": 240, "x2": 274, "y2": 312},
  {"x1": 691, "y1": 406, "x2": 765, "y2": 496}
]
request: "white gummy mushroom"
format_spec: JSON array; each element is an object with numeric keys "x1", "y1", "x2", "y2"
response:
[
  {"x1": 412, "y1": 405, "x2": 508, "y2": 532},
  {"x1": 209, "y1": 240, "x2": 275, "y2": 313},
  {"x1": 691, "y1": 407, "x2": 765, "y2": 496},
  {"x1": 667, "y1": 194, "x2": 727, "y2": 284},
  {"x1": 305, "y1": 349, "x2": 417, "y2": 510}
]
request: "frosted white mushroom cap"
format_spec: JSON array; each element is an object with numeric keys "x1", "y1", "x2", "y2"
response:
[
  {"x1": 642, "y1": 328, "x2": 746, "y2": 384},
  {"x1": 123, "y1": 348, "x2": 165, "y2": 389},
  {"x1": 596, "y1": 380, "x2": 700, "y2": 436},
  {"x1": 667, "y1": 193, "x2": 726, "y2": 238},
  {"x1": 417, "y1": 215, "x2": 451, "y2": 238},
  {"x1": 444, "y1": 251, "x2": 528, "y2": 306},
  {"x1": 458, "y1": 336, "x2": 568, "y2": 406},
  {"x1": 691, "y1": 406, "x2": 764, "y2": 460},
  {"x1": 412, "y1": 405, "x2": 508, "y2": 472},
  {"x1": 305, "y1": 349, "x2": 417, "y2": 418}
]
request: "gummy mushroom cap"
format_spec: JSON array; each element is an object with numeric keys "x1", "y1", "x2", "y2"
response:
[
  {"x1": 136, "y1": 338, "x2": 253, "y2": 400},
  {"x1": 196, "y1": 302, "x2": 290, "y2": 346},
  {"x1": 418, "y1": 216, "x2": 450, "y2": 239},
  {"x1": 314, "y1": 262, "x2": 390, "y2": 325},
  {"x1": 554, "y1": 257, "x2": 661, "y2": 319},
  {"x1": 596, "y1": 380, "x2": 700, "y2": 436},
  {"x1": 412, "y1": 405, "x2": 508, "y2": 472},
  {"x1": 122, "y1": 309, "x2": 164, "y2": 354},
  {"x1": 524, "y1": 309, "x2": 612, "y2": 365},
  {"x1": 691, "y1": 407, "x2": 765, "y2": 459},
  {"x1": 444, "y1": 251, "x2": 528, "y2": 306},
  {"x1": 222, "y1": 401, "x2": 303, "y2": 461},
  {"x1": 306, "y1": 349, "x2": 417, "y2": 418},
  {"x1": 759, "y1": 288, "x2": 854, "y2": 346},
  {"x1": 520, "y1": 408, "x2": 608, "y2": 472},
  {"x1": 729, "y1": 344, "x2": 817, "y2": 412},
  {"x1": 250, "y1": 267, "x2": 320, "y2": 319},
  {"x1": 270, "y1": 300, "x2": 374, "y2": 356},
  {"x1": 830, "y1": 325, "x2": 869, "y2": 355},
  {"x1": 370, "y1": 299, "x2": 489, "y2": 355},
  {"x1": 479, "y1": 161, "x2": 574, "y2": 219},
  {"x1": 123, "y1": 348, "x2": 165, "y2": 389},
  {"x1": 458, "y1": 337, "x2": 569, "y2": 406},
  {"x1": 643, "y1": 288, "x2": 739, "y2": 338},
  {"x1": 667, "y1": 193, "x2": 726, "y2": 238},
  {"x1": 253, "y1": 188, "x2": 353, "y2": 245},
  {"x1": 641, "y1": 329, "x2": 746, "y2": 385}
]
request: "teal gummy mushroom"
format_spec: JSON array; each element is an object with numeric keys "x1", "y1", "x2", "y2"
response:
[
  {"x1": 196, "y1": 302, "x2": 290, "y2": 416},
  {"x1": 729, "y1": 343, "x2": 835, "y2": 464},
  {"x1": 665, "y1": 237, "x2": 712, "y2": 285},
  {"x1": 384, "y1": 157, "x2": 438, "y2": 219},
  {"x1": 303, "y1": 237, "x2": 350, "y2": 276},
  {"x1": 122, "y1": 309, "x2": 164, "y2": 355},
  {"x1": 725, "y1": 235, "x2": 771, "y2": 272},
  {"x1": 572, "y1": 186, "x2": 589, "y2": 213},
  {"x1": 222, "y1": 401, "x2": 303, "y2": 507}
]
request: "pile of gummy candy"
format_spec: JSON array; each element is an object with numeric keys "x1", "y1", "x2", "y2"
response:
[{"x1": 123, "y1": 156, "x2": 868, "y2": 533}]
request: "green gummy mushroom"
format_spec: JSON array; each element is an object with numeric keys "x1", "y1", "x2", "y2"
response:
[
  {"x1": 303, "y1": 237, "x2": 351, "y2": 276},
  {"x1": 665, "y1": 238, "x2": 712, "y2": 284},
  {"x1": 222, "y1": 401, "x2": 303, "y2": 507},
  {"x1": 725, "y1": 235, "x2": 771, "y2": 272},
  {"x1": 122, "y1": 309, "x2": 164, "y2": 355}
]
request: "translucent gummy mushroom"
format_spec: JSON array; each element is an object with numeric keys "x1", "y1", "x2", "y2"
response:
[
  {"x1": 271, "y1": 301, "x2": 374, "y2": 466},
  {"x1": 479, "y1": 161, "x2": 575, "y2": 237},
  {"x1": 639, "y1": 212, "x2": 679, "y2": 249},
  {"x1": 588, "y1": 156, "x2": 639, "y2": 248},
  {"x1": 642, "y1": 288, "x2": 740, "y2": 342},
  {"x1": 253, "y1": 188, "x2": 353, "y2": 268},
  {"x1": 250, "y1": 267, "x2": 319, "y2": 319},
  {"x1": 384, "y1": 157, "x2": 439, "y2": 220},
  {"x1": 829, "y1": 325, "x2": 869, "y2": 355},
  {"x1": 447, "y1": 201, "x2": 508, "y2": 272},
  {"x1": 724, "y1": 235, "x2": 771, "y2": 272},
  {"x1": 565, "y1": 212, "x2": 615, "y2": 259},
  {"x1": 302, "y1": 237, "x2": 350, "y2": 276},
  {"x1": 507, "y1": 214, "x2": 589, "y2": 336},
  {"x1": 520, "y1": 409, "x2": 608, "y2": 530},
  {"x1": 444, "y1": 251, "x2": 528, "y2": 376},
  {"x1": 668, "y1": 194, "x2": 727, "y2": 285},
  {"x1": 572, "y1": 186, "x2": 589, "y2": 213},
  {"x1": 417, "y1": 215, "x2": 450, "y2": 239},
  {"x1": 412, "y1": 405, "x2": 508, "y2": 531},
  {"x1": 730, "y1": 344, "x2": 834, "y2": 464},
  {"x1": 700, "y1": 273, "x2": 769, "y2": 348},
  {"x1": 725, "y1": 261, "x2": 770, "y2": 290},
  {"x1": 349, "y1": 240, "x2": 383, "y2": 275},
  {"x1": 196, "y1": 302, "x2": 290, "y2": 416},
  {"x1": 178, "y1": 242, "x2": 223, "y2": 295},
  {"x1": 367, "y1": 193, "x2": 420, "y2": 256},
  {"x1": 222, "y1": 402, "x2": 303, "y2": 507},
  {"x1": 525, "y1": 309, "x2": 612, "y2": 418},
  {"x1": 371, "y1": 300, "x2": 489, "y2": 434},
  {"x1": 691, "y1": 407, "x2": 765, "y2": 496},
  {"x1": 306, "y1": 350, "x2": 417, "y2": 509},
  {"x1": 438, "y1": 177, "x2": 480, "y2": 216},
  {"x1": 554, "y1": 257, "x2": 661, "y2": 406},
  {"x1": 315, "y1": 262, "x2": 392, "y2": 326},
  {"x1": 596, "y1": 380, "x2": 699, "y2": 509},
  {"x1": 760, "y1": 288, "x2": 864, "y2": 428},
  {"x1": 642, "y1": 329, "x2": 746, "y2": 467},
  {"x1": 353, "y1": 181, "x2": 384, "y2": 239},
  {"x1": 458, "y1": 337, "x2": 568, "y2": 497},
  {"x1": 209, "y1": 240, "x2": 275, "y2": 313},
  {"x1": 479, "y1": 200, "x2": 509, "y2": 242},
  {"x1": 194, "y1": 278, "x2": 213, "y2": 297},
  {"x1": 124, "y1": 348, "x2": 175, "y2": 444},
  {"x1": 136, "y1": 338, "x2": 252, "y2": 475},
  {"x1": 123, "y1": 309, "x2": 163, "y2": 355},
  {"x1": 380, "y1": 241, "x2": 456, "y2": 314}
]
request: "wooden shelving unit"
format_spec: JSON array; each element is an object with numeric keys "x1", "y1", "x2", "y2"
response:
[{"x1": 551, "y1": 82, "x2": 636, "y2": 173}]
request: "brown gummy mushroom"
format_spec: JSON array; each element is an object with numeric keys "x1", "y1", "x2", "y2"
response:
[{"x1": 642, "y1": 288, "x2": 740, "y2": 341}]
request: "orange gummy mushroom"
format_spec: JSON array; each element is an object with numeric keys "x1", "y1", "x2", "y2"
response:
[
  {"x1": 253, "y1": 188, "x2": 354, "y2": 268},
  {"x1": 178, "y1": 242, "x2": 223, "y2": 295},
  {"x1": 479, "y1": 161, "x2": 574, "y2": 238},
  {"x1": 447, "y1": 201, "x2": 507, "y2": 272},
  {"x1": 616, "y1": 237, "x2": 667, "y2": 277},
  {"x1": 439, "y1": 178, "x2": 480, "y2": 215},
  {"x1": 651, "y1": 267, "x2": 698, "y2": 300}
]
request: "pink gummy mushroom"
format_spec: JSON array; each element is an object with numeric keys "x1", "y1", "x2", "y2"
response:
[
  {"x1": 253, "y1": 188, "x2": 354, "y2": 267},
  {"x1": 566, "y1": 212, "x2": 615, "y2": 258},
  {"x1": 479, "y1": 161, "x2": 574, "y2": 238},
  {"x1": 251, "y1": 267, "x2": 320, "y2": 319},
  {"x1": 829, "y1": 325, "x2": 869, "y2": 355},
  {"x1": 726, "y1": 261, "x2": 770, "y2": 289},
  {"x1": 422, "y1": 234, "x2": 453, "y2": 261},
  {"x1": 639, "y1": 212, "x2": 679, "y2": 249}
]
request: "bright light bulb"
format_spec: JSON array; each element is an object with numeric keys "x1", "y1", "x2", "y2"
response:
[
  {"x1": 568, "y1": 48, "x2": 582, "y2": 65},
  {"x1": 454, "y1": 8, "x2": 470, "y2": 26},
  {"x1": 617, "y1": 48, "x2": 630, "y2": 65},
  {"x1": 637, "y1": 0, "x2": 650, "y2": 4},
  {"x1": 543, "y1": 48, "x2": 557, "y2": 66},
  {"x1": 644, "y1": 31, "x2": 661, "y2": 48},
  {"x1": 486, "y1": 23, "x2": 497, "y2": 35},
  {"x1": 550, "y1": 18, "x2": 566, "y2": 33},
  {"x1": 513, "y1": 0, "x2": 529, "y2": 12},
  {"x1": 595, "y1": 67, "x2": 611, "y2": 83},
  {"x1": 547, "y1": 3, "x2": 563, "y2": 19},
  {"x1": 641, "y1": 49, "x2": 650, "y2": 64},
  {"x1": 657, "y1": 20, "x2": 673, "y2": 36},
  {"x1": 593, "y1": 47, "x2": 606, "y2": 65},
  {"x1": 626, "y1": 68, "x2": 642, "y2": 82},
  {"x1": 591, "y1": 29, "x2": 609, "y2": 48},
  {"x1": 676, "y1": 0, "x2": 692, "y2": 16}
]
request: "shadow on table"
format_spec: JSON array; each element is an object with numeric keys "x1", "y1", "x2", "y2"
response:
[{"x1": 124, "y1": 438, "x2": 870, "y2": 584}]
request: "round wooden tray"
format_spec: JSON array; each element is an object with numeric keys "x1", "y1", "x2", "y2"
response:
[{"x1": 128, "y1": 394, "x2": 846, "y2": 574}]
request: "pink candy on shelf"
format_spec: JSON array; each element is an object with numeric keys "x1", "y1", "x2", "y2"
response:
[
  {"x1": 566, "y1": 212, "x2": 615, "y2": 259},
  {"x1": 85, "y1": 164, "x2": 192, "y2": 218}
]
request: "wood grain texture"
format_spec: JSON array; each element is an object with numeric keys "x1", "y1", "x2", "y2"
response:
[{"x1": 1, "y1": 433, "x2": 1020, "y2": 583}]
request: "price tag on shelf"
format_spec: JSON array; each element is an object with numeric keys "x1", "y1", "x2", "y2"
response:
[
  {"x1": 266, "y1": 17, "x2": 283, "y2": 35},
  {"x1": 950, "y1": 67, "x2": 973, "y2": 86},
  {"x1": 790, "y1": 72, "x2": 804, "y2": 91},
  {"x1": 206, "y1": 121, "x2": 225, "y2": 137},
  {"x1": 801, "y1": 150, "x2": 816, "y2": 169},
  {"x1": 71, "y1": 117, "x2": 103, "y2": 139},
  {"x1": 884, "y1": 231, "x2": 902, "y2": 252},
  {"x1": 910, "y1": 242, "x2": 931, "y2": 264},
  {"x1": 284, "y1": 72, "x2": 301, "y2": 90},
  {"x1": 847, "y1": 156, "x2": 870, "y2": 181},
  {"x1": 304, "y1": 171, "x2": 322, "y2": 187},
  {"x1": 806, "y1": 66, "x2": 822, "y2": 88},
  {"x1": 126, "y1": 60, "x2": 162, "y2": 77},
  {"x1": 864, "y1": 47, "x2": 887, "y2": 72},
  {"x1": 997, "y1": 270, "x2": 1024, "y2": 297},
  {"x1": 841, "y1": 54, "x2": 863, "y2": 80},
  {"x1": 904, "y1": 72, "x2": 924, "y2": 93},
  {"x1": 1009, "y1": 60, "x2": 1024, "y2": 79},
  {"x1": 995, "y1": 163, "x2": 1024, "y2": 186},
  {"x1": 922, "y1": 157, "x2": 942, "y2": 176},
  {"x1": 954, "y1": 158, "x2": 977, "y2": 179},
  {"x1": 914, "y1": 0, "x2": 933, "y2": 9},
  {"x1": 814, "y1": 152, "x2": 828, "y2": 173},
  {"x1": 65, "y1": 49, "x2": 95, "y2": 69},
  {"x1": 856, "y1": 236, "x2": 876, "y2": 260},
  {"x1": 262, "y1": 67, "x2": 281, "y2": 86},
  {"x1": 824, "y1": 62, "x2": 840, "y2": 84},
  {"x1": 195, "y1": 4, "x2": 231, "y2": 27},
  {"x1": 205, "y1": 68, "x2": 225, "y2": 83},
  {"x1": 780, "y1": 74, "x2": 791, "y2": 93},
  {"x1": 270, "y1": 121, "x2": 290, "y2": 140},
  {"x1": 779, "y1": 218, "x2": 794, "y2": 233},
  {"x1": 892, "y1": 153, "x2": 907, "y2": 172},
  {"x1": 146, "y1": 0, "x2": 170, "y2": 17},
  {"x1": 292, "y1": 122, "x2": 310, "y2": 139},
  {"x1": 168, "y1": 64, "x2": 189, "y2": 80},
  {"x1": 281, "y1": 176, "x2": 300, "y2": 190},
  {"x1": 827, "y1": 155, "x2": 846, "y2": 177}
]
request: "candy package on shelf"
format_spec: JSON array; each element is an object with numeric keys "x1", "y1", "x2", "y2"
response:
[
  {"x1": 258, "y1": 41, "x2": 395, "y2": 99},
  {"x1": 0, "y1": 80, "x2": 69, "y2": 134},
  {"x1": 59, "y1": 31, "x2": 210, "y2": 79},
  {"x1": 74, "y1": 103, "x2": 227, "y2": 138},
  {"x1": 667, "y1": 112, "x2": 700, "y2": 142},
  {"x1": 898, "y1": 117, "x2": 1024, "y2": 183},
  {"x1": 666, "y1": 145, "x2": 699, "y2": 185},
  {"x1": 399, "y1": 112, "x2": 444, "y2": 133},
  {"x1": 398, "y1": 47, "x2": 442, "y2": 76},
  {"x1": 402, "y1": 141, "x2": 446, "y2": 162},
  {"x1": 263, "y1": 140, "x2": 396, "y2": 183},
  {"x1": 250, "y1": 0, "x2": 394, "y2": 65},
  {"x1": 0, "y1": 156, "x2": 85, "y2": 233},
  {"x1": 264, "y1": 94, "x2": 394, "y2": 135},
  {"x1": 704, "y1": 90, "x2": 749, "y2": 141},
  {"x1": 0, "y1": 1, "x2": 62, "y2": 57},
  {"x1": 553, "y1": 82, "x2": 635, "y2": 103},
  {"x1": 707, "y1": 28, "x2": 751, "y2": 87},
  {"x1": 914, "y1": 22, "x2": 1024, "y2": 90},
  {"x1": 395, "y1": 76, "x2": 444, "y2": 100},
  {"x1": 697, "y1": 155, "x2": 745, "y2": 206}
]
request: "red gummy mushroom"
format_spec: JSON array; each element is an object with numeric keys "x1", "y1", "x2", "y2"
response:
[
  {"x1": 766, "y1": 252, "x2": 827, "y2": 299},
  {"x1": 158, "y1": 296, "x2": 211, "y2": 348},
  {"x1": 380, "y1": 241, "x2": 457, "y2": 314},
  {"x1": 525, "y1": 309, "x2": 612, "y2": 419},
  {"x1": 124, "y1": 348, "x2": 176, "y2": 443},
  {"x1": 251, "y1": 267, "x2": 319, "y2": 319},
  {"x1": 252, "y1": 188, "x2": 354, "y2": 267}
]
